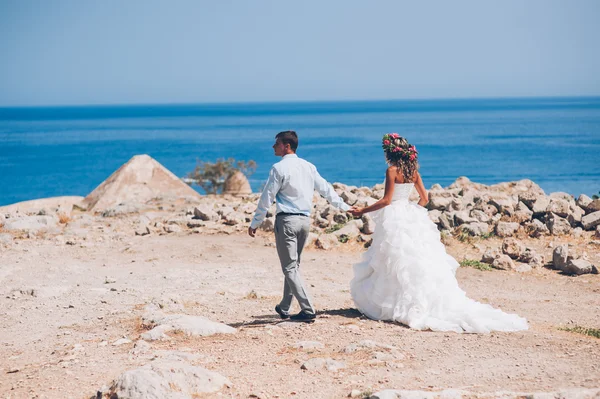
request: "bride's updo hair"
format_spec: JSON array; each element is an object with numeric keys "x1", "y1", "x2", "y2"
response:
[{"x1": 381, "y1": 133, "x2": 419, "y2": 183}]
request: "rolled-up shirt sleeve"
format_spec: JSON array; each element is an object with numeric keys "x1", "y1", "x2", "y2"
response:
[
  {"x1": 313, "y1": 169, "x2": 350, "y2": 211},
  {"x1": 250, "y1": 167, "x2": 282, "y2": 229}
]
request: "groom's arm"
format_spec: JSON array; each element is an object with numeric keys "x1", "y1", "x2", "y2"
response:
[
  {"x1": 313, "y1": 169, "x2": 350, "y2": 212},
  {"x1": 249, "y1": 167, "x2": 282, "y2": 233}
]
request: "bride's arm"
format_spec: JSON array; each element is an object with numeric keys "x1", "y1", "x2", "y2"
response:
[
  {"x1": 414, "y1": 171, "x2": 428, "y2": 207},
  {"x1": 350, "y1": 167, "x2": 396, "y2": 216}
]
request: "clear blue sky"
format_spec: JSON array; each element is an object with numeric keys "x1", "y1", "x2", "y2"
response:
[{"x1": 1, "y1": 0, "x2": 599, "y2": 106}]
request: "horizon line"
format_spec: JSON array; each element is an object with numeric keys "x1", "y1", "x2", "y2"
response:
[{"x1": 2, "y1": 94, "x2": 600, "y2": 109}]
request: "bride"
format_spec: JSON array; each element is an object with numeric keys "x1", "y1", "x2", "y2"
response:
[{"x1": 348, "y1": 133, "x2": 528, "y2": 333}]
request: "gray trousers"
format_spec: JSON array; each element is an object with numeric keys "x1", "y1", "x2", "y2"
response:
[{"x1": 274, "y1": 214, "x2": 314, "y2": 315}]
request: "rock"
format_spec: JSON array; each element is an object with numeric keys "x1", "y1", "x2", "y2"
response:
[
  {"x1": 546, "y1": 198, "x2": 571, "y2": 218},
  {"x1": 576, "y1": 194, "x2": 593, "y2": 211},
  {"x1": 0, "y1": 233, "x2": 12, "y2": 245},
  {"x1": 582, "y1": 211, "x2": 600, "y2": 230},
  {"x1": 427, "y1": 209, "x2": 442, "y2": 224},
  {"x1": 546, "y1": 213, "x2": 572, "y2": 235},
  {"x1": 361, "y1": 214, "x2": 375, "y2": 234},
  {"x1": 470, "y1": 209, "x2": 490, "y2": 223},
  {"x1": 130, "y1": 340, "x2": 152, "y2": 355},
  {"x1": 141, "y1": 325, "x2": 173, "y2": 341},
  {"x1": 193, "y1": 206, "x2": 220, "y2": 222},
  {"x1": 526, "y1": 219, "x2": 549, "y2": 237},
  {"x1": 489, "y1": 197, "x2": 514, "y2": 215},
  {"x1": 222, "y1": 171, "x2": 252, "y2": 195},
  {"x1": 82, "y1": 155, "x2": 201, "y2": 211},
  {"x1": 460, "y1": 222, "x2": 490, "y2": 237},
  {"x1": 564, "y1": 259, "x2": 598, "y2": 275},
  {"x1": 315, "y1": 234, "x2": 339, "y2": 250},
  {"x1": 596, "y1": 226, "x2": 600, "y2": 239},
  {"x1": 552, "y1": 244, "x2": 570, "y2": 270},
  {"x1": 502, "y1": 238, "x2": 524, "y2": 260},
  {"x1": 333, "y1": 223, "x2": 361, "y2": 241},
  {"x1": 481, "y1": 248, "x2": 500, "y2": 264},
  {"x1": 341, "y1": 191, "x2": 358, "y2": 206},
  {"x1": 259, "y1": 217, "x2": 275, "y2": 232},
  {"x1": 163, "y1": 224, "x2": 182, "y2": 233},
  {"x1": 301, "y1": 358, "x2": 346, "y2": 372},
  {"x1": 427, "y1": 196, "x2": 453, "y2": 211},
  {"x1": 112, "y1": 338, "x2": 133, "y2": 346},
  {"x1": 495, "y1": 222, "x2": 519, "y2": 237},
  {"x1": 107, "y1": 360, "x2": 231, "y2": 398},
  {"x1": 102, "y1": 203, "x2": 141, "y2": 217},
  {"x1": 333, "y1": 213, "x2": 348, "y2": 224},
  {"x1": 135, "y1": 226, "x2": 151, "y2": 236},
  {"x1": 515, "y1": 263, "x2": 532, "y2": 273},
  {"x1": 438, "y1": 213, "x2": 454, "y2": 230},
  {"x1": 531, "y1": 196, "x2": 550, "y2": 217},
  {"x1": 586, "y1": 199, "x2": 600, "y2": 213},
  {"x1": 518, "y1": 191, "x2": 538, "y2": 209},
  {"x1": 142, "y1": 308, "x2": 236, "y2": 337},
  {"x1": 221, "y1": 211, "x2": 246, "y2": 226},
  {"x1": 2, "y1": 215, "x2": 58, "y2": 232},
  {"x1": 492, "y1": 254, "x2": 516, "y2": 271},
  {"x1": 454, "y1": 211, "x2": 476, "y2": 225},
  {"x1": 567, "y1": 206, "x2": 585, "y2": 227}
]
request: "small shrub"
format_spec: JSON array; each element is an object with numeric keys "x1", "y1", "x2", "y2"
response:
[
  {"x1": 455, "y1": 229, "x2": 474, "y2": 243},
  {"x1": 325, "y1": 223, "x2": 345, "y2": 234},
  {"x1": 58, "y1": 213, "x2": 71, "y2": 224},
  {"x1": 559, "y1": 326, "x2": 600, "y2": 339},
  {"x1": 187, "y1": 158, "x2": 257, "y2": 194},
  {"x1": 338, "y1": 234, "x2": 349, "y2": 243},
  {"x1": 460, "y1": 259, "x2": 493, "y2": 271},
  {"x1": 480, "y1": 232, "x2": 495, "y2": 240}
]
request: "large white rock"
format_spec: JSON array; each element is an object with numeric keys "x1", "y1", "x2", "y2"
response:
[
  {"x1": 107, "y1": 360, "x2": 231, "y2": 399},
  {"x1": 83, "y1": 155, "x2": 201, "y2": 211},
  {"x1": 143, "y1": 307, "x2": 236, "y2": 338},
  {"x1": 2, "y1": 215, "x2": 58, "y2": 232}
]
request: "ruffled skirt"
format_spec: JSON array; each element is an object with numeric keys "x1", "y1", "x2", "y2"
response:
[{"x1": 350, "y1": 200, "x2": 528, "y2": 333}]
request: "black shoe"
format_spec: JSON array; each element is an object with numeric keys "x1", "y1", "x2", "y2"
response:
[
  {"x1": 275, "y1": 305, "x2": 290, "y2": 320},
  {"x1": 290, "y1": 310, "x2": 316, "y2": 323}
]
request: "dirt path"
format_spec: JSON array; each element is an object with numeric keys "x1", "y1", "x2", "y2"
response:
[{"x1": 1, "y1": 232, "x2": 599, "y2": 398}]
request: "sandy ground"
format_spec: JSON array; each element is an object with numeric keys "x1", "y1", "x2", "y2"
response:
[{"x1": 1, "y1": 230, "x2": 599, "y2": 399}]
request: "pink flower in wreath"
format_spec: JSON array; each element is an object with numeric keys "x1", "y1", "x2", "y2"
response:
[
  {"x1": 390, "y1": 133, "x2": 399, "y2": 139},
  {"x1": 410, "y1": 154, "x2": 416, "y2": 161},
  {"x1": 393, "y1": 147, "x2": 400, "y2": 152},
  {"x1": 383, "y1": 139, "x2": 390, "y2": 145}
]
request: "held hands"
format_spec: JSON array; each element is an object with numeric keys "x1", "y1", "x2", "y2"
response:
[{"x1": 348, "y1": 206, "x2": 364, "y2": 218}]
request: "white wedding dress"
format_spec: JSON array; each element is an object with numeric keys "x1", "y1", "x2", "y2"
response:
[{"x1": 351, "y1": 183, "x2": 528, "y2": 333}]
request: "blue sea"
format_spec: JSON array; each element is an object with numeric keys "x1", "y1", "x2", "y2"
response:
[{"x1": 1, "y1": 97, "x2": 599, "y2": 207}]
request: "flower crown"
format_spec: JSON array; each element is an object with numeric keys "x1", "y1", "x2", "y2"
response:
[{"x1": 382, "y1": 133, "x2": 418, "y2": 161}]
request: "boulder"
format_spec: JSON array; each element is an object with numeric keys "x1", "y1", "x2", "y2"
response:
[
  {"x1": 492, "y1": 254, "x2": 516, "y2": 271},
  {"x1": 495, "y1": 222, "x2": 520, "y2": 237},
  {"x1": 2, "y1": 215, "x2": 58, "y2": 232},
  {"x1": 83, "y1": 155, "x2": 201, "y2": 211},
  {"x1": 502, "y1": 238, "x2": 524, "y2": 260},
  {"x1": 361, "y1": 214, "x2": 375, "y2": 235},
  {"x1": 427, "y1": 210, "x2": 442, "y2": 224},
  {"x1": 341, "y1": 191, "x2": 358, "y2": 206},
  {"x1": 428, "y1": 196, "x2": 453, "y2": 211},
  {"x1": 489, "y1": 197, "x2": 515, "y2": 215},
  {"x1": 576, "y1": 194, "x2": 592, "y2": 211},
  {"x1": 470, "y1": 209, "x2": 491, "y2": 223},
  {"x1": 585, "y1": 199, "x2": 600, "y2": 213},
  {"x1": 300, "y1": 358, "x2": 345, "y2": 372},
  {"x1": 460, "y1": 222, "x2": 490, "y2": 237},
  {"x1": 582, "y1": 211, "x2": 600, "y2": 230},
  {"x1": 531, "y1": 196, "x2": 550, "y2": 217},
  {"x1": 546, "y1": 213, "x2": 572, "y2": 235},
  {"x1": 315, "y1": 234, "x2": 339, "y2": 250},
  {"x1": 552, "y1": 244, "x2": 570, "y2": 270},
  {"x1": 193, "y1": 206, "x2": 220, "y2": 222},
  {"x1": 564, "y1": 259, "x2": 598, "y2": 275},
  {"x1": 481, "y1": 248, "x2": 500, "y2": 264},
  {"x1": 526, "y1": 219, "x2": 549, "y2": 237},
  {"x1": 222, "y1": 171, "x2": 252, "y2": 195},
  {"x1": 546, "y1": 198, "x2": 571, "y2": 218},
  {"x1": 567, "y1": 206, "x2": 585, "y2": 227},
  {"x1": 518, "y1": 191, "x2": 538, "y2": 209},
  {"x1": 107, "y1": 360, "x2": 231, "y2": 399}
]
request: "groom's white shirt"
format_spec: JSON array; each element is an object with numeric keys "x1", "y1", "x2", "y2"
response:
[{"x1": 250, "y1": 154, "x2": 349, "y2": 229}]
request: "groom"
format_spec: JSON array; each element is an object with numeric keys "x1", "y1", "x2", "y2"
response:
[{"x1": 248, "y1": 131, "x2": 350, "y2": 322}]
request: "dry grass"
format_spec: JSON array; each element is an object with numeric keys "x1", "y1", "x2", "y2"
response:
[{"x1": 58, "y1": 213, "x2": 71, "y2": 224}]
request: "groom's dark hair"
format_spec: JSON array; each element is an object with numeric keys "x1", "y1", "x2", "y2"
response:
[{"x1": 276, "y1": 130, "x2": 298, "y2": 152}]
